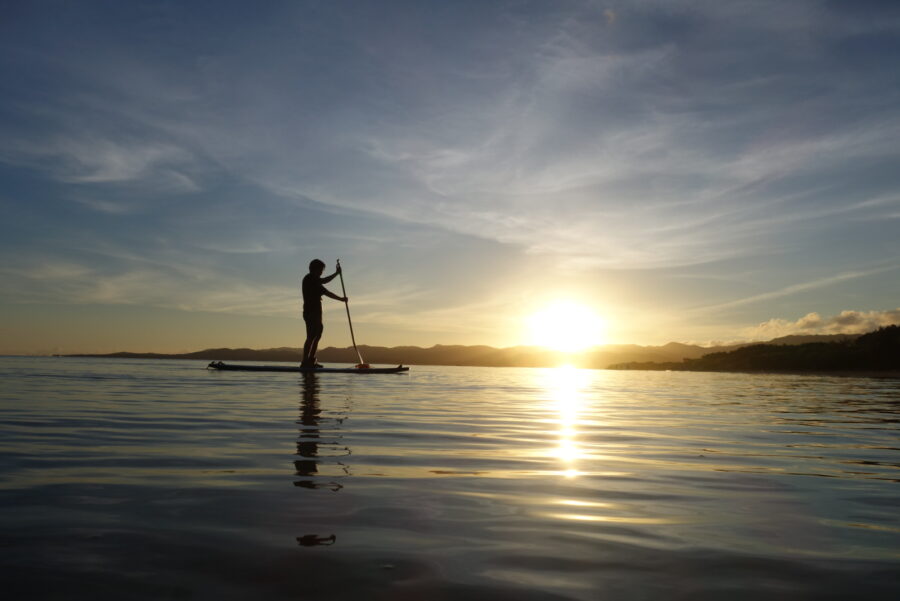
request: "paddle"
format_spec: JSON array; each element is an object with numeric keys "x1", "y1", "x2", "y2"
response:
[{"x1": 336, "y1": 259, "x2": 369, "y2": 369}]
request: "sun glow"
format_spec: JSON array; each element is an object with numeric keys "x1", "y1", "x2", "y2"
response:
[{"x1": 526, "y1": 301, "x2": 607, "y2": 352}]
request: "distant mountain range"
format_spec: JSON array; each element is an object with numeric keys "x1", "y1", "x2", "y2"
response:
[
  {"x1": 609, "y1": 326, "x2": 899, "y2": 374},
  {"x1": 68, "y1": 332, "x2": 863, "y2": 369}
]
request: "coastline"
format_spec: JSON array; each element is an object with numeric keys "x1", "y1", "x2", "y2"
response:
[
  {"x1": 47, "y1": 354, "x2": 900, "y2": 379},
  {"x1": 607, "y1": 367, "x2": 900, "y2": 379}
]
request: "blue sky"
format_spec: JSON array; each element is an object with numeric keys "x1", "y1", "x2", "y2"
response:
[{"x1": 1, "y1": 0, "x2": 899, "y2": 354}]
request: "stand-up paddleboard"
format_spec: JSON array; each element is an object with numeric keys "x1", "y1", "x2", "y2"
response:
[{"x1": 207, "y1": 361, "x2": 409, "y2": 374}]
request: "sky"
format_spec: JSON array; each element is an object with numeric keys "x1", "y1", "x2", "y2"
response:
[{"x1": 1, "y1": 0, "x2": 899, "y2": 355}]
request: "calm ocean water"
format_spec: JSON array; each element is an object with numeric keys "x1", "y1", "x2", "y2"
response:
[{"x1": 1, "y1": 356, "x2": 898, "y2": 600}]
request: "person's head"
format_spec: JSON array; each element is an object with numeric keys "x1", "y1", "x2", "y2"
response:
[{"x1": 308, "y1": 259, "x2": 326, "y2": 275}]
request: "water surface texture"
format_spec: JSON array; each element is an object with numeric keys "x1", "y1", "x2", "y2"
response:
[{"x1": 1, "y1": 357, "x2": 899, "y2": 599}]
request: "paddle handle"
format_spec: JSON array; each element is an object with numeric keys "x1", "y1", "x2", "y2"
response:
[{"x1": 336, "y1": 260, "x2": 365, "y2": 365}]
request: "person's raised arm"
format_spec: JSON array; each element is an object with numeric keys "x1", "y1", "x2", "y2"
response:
[{"x1": 320, "y1": 262, "x2": 342, "y2": 284}]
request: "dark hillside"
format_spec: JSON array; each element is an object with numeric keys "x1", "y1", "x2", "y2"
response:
[{"x1": 609, "y1": 326, "x2": 900, "y2": 373}]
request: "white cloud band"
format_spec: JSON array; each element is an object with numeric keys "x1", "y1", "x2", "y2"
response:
[{"x1": 746, "y1": 309, "x2": 900, "y2": 339}]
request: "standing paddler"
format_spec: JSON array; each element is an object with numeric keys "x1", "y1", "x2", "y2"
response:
[{"x1": 301, "y1": 259, "x2": 347, "y2": 368}]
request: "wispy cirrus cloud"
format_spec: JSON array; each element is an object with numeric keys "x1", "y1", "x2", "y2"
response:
[
  {"x1": 239, "y1": 2, "x2": 900, "y2": 269},
  {"x1": 5, "y1": 0, "x2": 898, "y2": 271},
  {"x1": 0, "y1": 131, "x2": 201, "y2": 194},
  {"x1": 0, "y1": 258, "x2": 298, "y2": 318},
  {"x1": 693, "y1": 264, "x2": 900, "y2": 315}
]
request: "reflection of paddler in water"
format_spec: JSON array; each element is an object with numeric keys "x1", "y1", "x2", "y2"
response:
[
  {"x1": 295, "y1": 373, "x2": 339, "y2": 547},
  {"x1": 295, "y1": 372, "x2": 321, "y2": 478},
  {"x1": 295, "y1": 373, "x2": 343, "y2": 491}
]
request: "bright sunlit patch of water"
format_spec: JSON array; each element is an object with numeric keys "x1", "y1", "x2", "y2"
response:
[
  {"x1": 542, "y1": 365, "x2": 592, "y2": 478},
  {"x1": 0, "y1": 357, "x2": 899, "y2": 600}
]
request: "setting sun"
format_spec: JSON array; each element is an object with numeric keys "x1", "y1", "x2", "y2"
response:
[{"x1": 526, "y1": 301, "x2": 607, "y2": 352}]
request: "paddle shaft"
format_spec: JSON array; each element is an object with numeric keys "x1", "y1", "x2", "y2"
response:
[{"x1": 336, "y1": 260, "x2": 365, "y2": 365}]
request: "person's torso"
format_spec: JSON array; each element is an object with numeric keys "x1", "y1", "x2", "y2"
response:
[{"x1": 302, "y1": 274, "x2": 323, "y2": 315}]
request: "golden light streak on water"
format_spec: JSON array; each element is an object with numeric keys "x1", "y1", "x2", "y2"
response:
[
  {"x1": 542, "y1": 512, "x2": 688, "y2": 524},
  {"x1": 541, "y1": 365, "x2": 593, "y2": 479}
]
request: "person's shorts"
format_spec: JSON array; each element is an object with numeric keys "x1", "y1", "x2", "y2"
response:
[{"x1": 304, "y1": 314, "x2": 323, "y2": 339}]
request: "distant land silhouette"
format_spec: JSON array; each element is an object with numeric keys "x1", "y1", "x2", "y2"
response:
[
  {"x1": 65, "y1": 332, "x2": 876, "y2": 371},
  {"x1": 609, "y1": 326, "x2": 899, "y2": 375}
]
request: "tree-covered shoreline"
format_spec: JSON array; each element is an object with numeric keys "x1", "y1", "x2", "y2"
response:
[{"x1": 609, "y1": 326, "x2": 900, "y2": 374}]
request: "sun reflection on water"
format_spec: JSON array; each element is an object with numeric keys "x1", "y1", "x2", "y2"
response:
[
  {"x1": 537, "y1": 366, "x2": 690, "y2": 527},
  {"x1": 542, "y1": 365, "x2": 592, "y2": 479}
]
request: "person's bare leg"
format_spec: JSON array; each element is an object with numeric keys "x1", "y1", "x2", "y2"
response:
[
  {"x1": 308, "y1": 335, "x2": 320, "y2": 365},
  {"x1": 302, "y1": 337, "x2": 314, "y2": 365},
  {"x1": 302, "y1": 321, "x2": 323, "y2": 367}
]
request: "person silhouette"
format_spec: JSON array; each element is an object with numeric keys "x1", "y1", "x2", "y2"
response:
[{"x1": 301, "y1": 259, "x2": 347, "y2": 368}]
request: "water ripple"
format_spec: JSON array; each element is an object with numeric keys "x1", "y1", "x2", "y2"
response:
[{"x1": 1, "y1": 358, "x2": 899, "y2": 599}]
